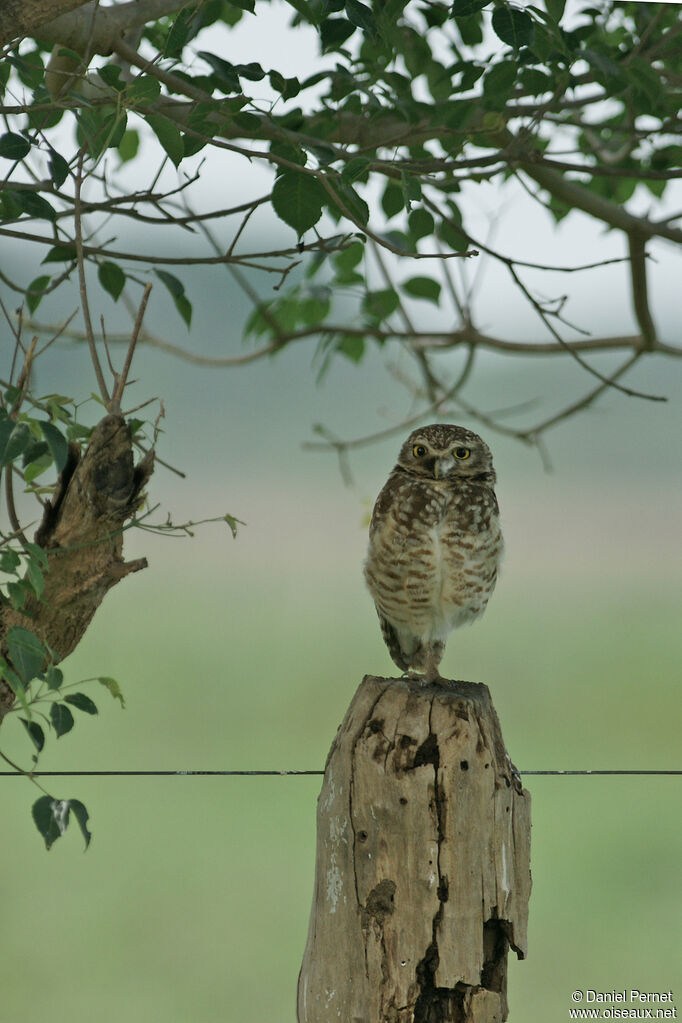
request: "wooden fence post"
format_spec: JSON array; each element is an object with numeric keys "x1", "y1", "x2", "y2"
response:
[{"x1": 297, "y1": 674, "x2": 531, "y2": 1023}]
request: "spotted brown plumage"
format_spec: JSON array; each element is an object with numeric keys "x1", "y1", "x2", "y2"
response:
[{"x1": 364, "y1": 424, "x2": 503, "y2": 683}]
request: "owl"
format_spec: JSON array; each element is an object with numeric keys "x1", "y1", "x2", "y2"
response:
[{"x1": 364, "y1": 424, "x2": 503, "y2": 683}]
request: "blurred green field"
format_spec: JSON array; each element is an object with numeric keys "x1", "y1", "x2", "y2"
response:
[
  {"x1": 1, "y1": 552, "x2": 679, "y2": 1023},
  {"x1": 3, "y1": 225, "x2": 680, "y2": 1022}
]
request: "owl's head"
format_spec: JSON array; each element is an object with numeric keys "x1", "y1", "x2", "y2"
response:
[{"x1": 396, "y1": 424, "x2": 496, "y2": 483}]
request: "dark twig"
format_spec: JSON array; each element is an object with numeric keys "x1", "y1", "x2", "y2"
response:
[
  {"x1": 74, "y1": 151, "x2": 110, "y2": 404},
  {"x1": 627, "y1": 232, "x2": 657, "y2": 351},
  {"x1": 111, "y1": 282, "x2": 153, "y2": 408}
]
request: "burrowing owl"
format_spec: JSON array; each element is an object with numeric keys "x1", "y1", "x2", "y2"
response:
[{"x1": 364, "y1": 424, "x2": 502, "y2": 683}]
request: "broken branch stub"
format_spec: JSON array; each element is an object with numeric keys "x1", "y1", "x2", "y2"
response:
[
  {"x1": 298, "y1": 674, "x2": 531, "y2": 1023},
  {"x1": 0, "y1": 413, "x2": 153, "y2": 721}
]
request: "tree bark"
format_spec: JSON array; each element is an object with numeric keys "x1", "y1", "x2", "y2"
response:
[
  {"x1": 0, "y1": 0, "x2": 91, "y2": 48},
  {"x1": 0, "y1": 413, "x2": 152, "y2": 722},
  {"x1": 298, "y1": 674, "x2": 531, "y2": 1023}
]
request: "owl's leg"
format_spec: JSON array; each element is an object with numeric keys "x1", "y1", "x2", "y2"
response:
[{"x1": 422, "y1": 641, "x2": 447, "y2": 685}]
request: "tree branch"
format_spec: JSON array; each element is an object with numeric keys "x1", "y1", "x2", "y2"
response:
[
  {"x1": 0, "y1": 0, "x2": 91, "y2": 48},
  {"x1": 31, "y1": 0, "x2": 186, "y2": 53},
  {"x1": 627, "y1": 233, "x2": 657, "y2": 350}
]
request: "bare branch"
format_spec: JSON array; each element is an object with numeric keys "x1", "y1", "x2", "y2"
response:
[
  {"x1": 111, "y1": 283, "x2": 153, "y2": 408},
  {"x1": 627, "y1": 233, "x2": 657, "y2": 351},
  {"x1": 73, "y1": 151, "x2": 109, "y2": 404},
  {"x1": 520, "y1": 352, "x2": 644, "y2": 440}
]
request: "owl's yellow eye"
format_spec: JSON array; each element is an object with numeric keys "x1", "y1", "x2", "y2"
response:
[
  {"x1": 413, "y1": 444, "x2": 427, "y2": 458},
  {"x1": 454, "y1": 447, "x2": 470, "y2": 459}
]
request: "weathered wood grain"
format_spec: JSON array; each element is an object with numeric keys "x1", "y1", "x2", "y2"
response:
[
  {"x1": 0, "y1": 414, "x2": 152, "y2": 721},
  {"x1": 298, "y1": 674, "x2": 531, "y2": 1023}
]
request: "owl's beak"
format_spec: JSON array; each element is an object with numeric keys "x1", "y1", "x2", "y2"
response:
[{"x1": 433, "y1": 456, "x2": 454, "y2": 479}]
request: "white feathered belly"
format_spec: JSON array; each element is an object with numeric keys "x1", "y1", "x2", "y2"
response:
[{"x1": 388, "y1": 521, "x2": 502, "y2": 645}]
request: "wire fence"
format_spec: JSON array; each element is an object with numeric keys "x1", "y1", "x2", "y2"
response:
[{"x1": 1, "y1": 768, "x2": 680, "y2": 777}]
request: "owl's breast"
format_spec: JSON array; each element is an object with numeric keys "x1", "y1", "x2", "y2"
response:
[{"x1": 364, "y1": 477, "x2": 503, "y2": 643}]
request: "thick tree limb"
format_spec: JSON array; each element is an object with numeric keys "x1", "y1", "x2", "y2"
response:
[
  {"x1": 0, "y1": 0, "x2": 91, "y2": 48},
  {"x1": 31, "y1": 0, "x2": 186, "y2": 53},
  {"x1": 0, "y1": 414, "x2": 153, "y2": 722}
]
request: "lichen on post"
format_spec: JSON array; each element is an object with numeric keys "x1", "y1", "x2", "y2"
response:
[{"x1": 298, "y1": 674, "x2": 531, "y2": 1023}]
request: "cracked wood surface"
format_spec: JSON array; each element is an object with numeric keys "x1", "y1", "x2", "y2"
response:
[
  {"x1": 0, "y1": 414, "x2": 152, "y2": 721},
  {"x1": 297, "y1": 675, "x2": 531, "y2": 1023}
]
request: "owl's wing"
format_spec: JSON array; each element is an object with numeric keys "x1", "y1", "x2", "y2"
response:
[{"x1": 378, "y1": 614, "x2": 410, "y2": 671}]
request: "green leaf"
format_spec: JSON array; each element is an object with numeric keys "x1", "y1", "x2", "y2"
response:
[
  {"x1": 520, "y1": 67, "x2": 552, "y2": 95},
  {"x1": 25, "y1": 558, "x2": 45, "y2": 598},
  {"x1": 381, "y1": 181, "x2": 404, "y2": 218},
  {"x1": 337, "y1": 334, "x2": 365, "y2": 363},
  {"x1": 483, "y1": 61, "x2": 517, "y2": 106},
  {"x1": 97, "y1": 676, "x2": 125, "y2": 708},
  {"x1": 155, "y1": 269, "x2": 185, "y2": 298},
  {"x1": 69, "y1": 799, "x2": 92, "y2": 849},
  {"x1": 64, "y1": 692, "x2": 98, "y2": 715},
  {"x1": 22, "y1": 438, "x2": 49, "y2": 467},
  {"x1": 165, "y1": 7, "x2": 195, "y2": 57},
  {"x1": 40, "y1": 421, "x2": 69, "y2": 472},
  {"x1": 146, "y1": 114, "x2": 184, "y2": 167},
  {"x1": 48, "y1": 149, "x2": 69, "y2": 187},
  {"x1": 0, "y1": 549, "x2": 21, "y2": 573},
  {"x1": 24, "y1": 542, "x2": 48, "y2": 570},
  {"x1": 13, "y1": 190, "x2": 56, "y2": 222},
  {"x1": 544, "y1": 0, "x2": 565, "y2": 24},
  {"x1": 6, "y1": 625, "x2": 46, "y2": 684},
  {"x1": 76, "y1": 106, "x2": 126, "y2": 159},
  {"x1": 268, "y1": 71, "x2": 300, "y2": 99},
  {"x1": 26, "y1": 274, "x2": 51, "y2": 313},
  {"x1": 197, "y1": 51, "x2": 241, "y2": 92},
  {"x1": 98, "y1": 63, "x2": 126, "y2": 92},
  {"x1": 401, "y1": 172, "x2": 422, "y2": 210},
  {"x1": 50, "y1": 702, "x2": 75, "y2": 737},
  {"x1": 127, "y1": 75, "x2": 162, "y2": 103},
  {"x1": 1, "y1": 422, "x2": 31, "y2": 465},
  {"x1": 21, "y1": 718, "x2": 45, "y2": 752},
  {"x1": 437, "y1": 202, "x2": 469, "y2": 251},
  {"x1": 46, "y1": 665, "x2": 64, "y2": 691},
  {"x1": 408, "y1": 207, "x2": 435, "y2": 241},
  {"x1": 0, "y1": 420, "x2": 16, "y2": 463},
  {"x1": 344, "y1": 0, "x2": 379, "y2": 38},
  {"x1": 42, "y1": 243, "x2": 77, "y2": 263},
  {"x1": 236, "y1": 62, "x2": 265, "y2": 82},
  {"x1": 117, "y1": 128, "x2": 139, "y2": 164},
  {"x1": 270, "y1": 139, "x2": 307, "y2": 169},
  {"x1": 154, "y1": 270, "x2": 193, "y2": 327},
  {"x1": 451, "y1": 0, "x2": 490, "y2": 16},
  {"x1": 0, "y1": 657, "x2": 29, "y2": 709},
  {"x1": 402, "y1": 276, "x2": 442, "y2": 304},
  {"x1": 333, "y1": 240, "x2": 364, "y2": 276},
  {"x1": 32, "y1": 796, "x2": 69, "y2": 850},
  {"x1": 320, "y1": 17, "x2": 356, "y2": 51},
  {"x1": 362, "y1": 288, "x2": 399, "y2": 321},
  {"x1": 0, "y1": 132, "x2": 30, "y2": 159},
  {"x1": 342, "y1": 156, "x2": 371, "y2": 183},
  {"x1": 98, "y1": 260, "x2": 126, "y2": 301},
  {"x1": 330, "y1": 180, "x2": 369, "y2": 226},
  {"x1": 491, "y1": 4, "x2": 534, "y2": 49},
  {"x1": 6, "y1": 580, "x2": 30, "y2": 611},
  {"x1": 223, "y1": 513, "x2": 244, "y2": 538},
  {"x1": 271, "y1": 170, "x2": 325, "y2": 235},
  {"x1": 23, "y1": 452, "x2": 51, "y2": 484}
]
